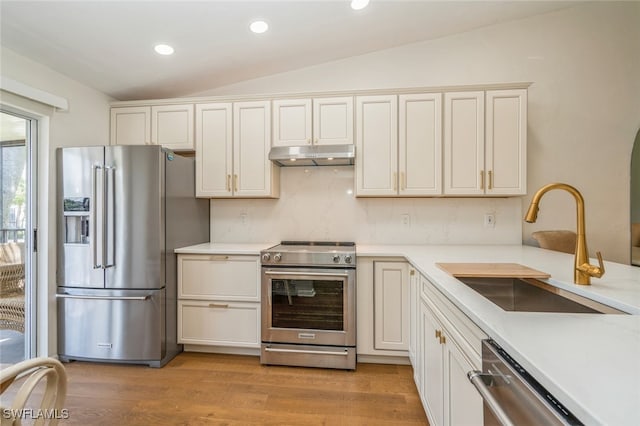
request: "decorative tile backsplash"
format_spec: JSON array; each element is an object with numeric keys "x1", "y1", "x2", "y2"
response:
[{"x1": 210, "y1": 166, "x2": 522, "y2": 244}]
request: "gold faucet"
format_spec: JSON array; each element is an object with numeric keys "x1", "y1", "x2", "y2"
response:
[{"x1": 525, "y1": 183, "x2": 605, "y2": 285}]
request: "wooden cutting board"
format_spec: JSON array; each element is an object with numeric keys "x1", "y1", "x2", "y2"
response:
[{"x1": 436, "y1": 262, "x2": 551, "y2": 279}]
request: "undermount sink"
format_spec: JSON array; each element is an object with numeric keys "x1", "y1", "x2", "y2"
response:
[{"x1": 456, "y1": 277, "x2": 626, "y2": 314}]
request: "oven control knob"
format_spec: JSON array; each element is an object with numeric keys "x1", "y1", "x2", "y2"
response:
[
  {"x1": 344, "y1": 255, "x2": 353, "y2": 264},
  {"x1": 333, "y1": 254, "x2": 341, "y2": 263},
  {"x1": 261, "y1": 253, "x2": 271, "y2": 263},
  {"x1": 274, "y1": 253, "x2": 282, "y2": 263}
]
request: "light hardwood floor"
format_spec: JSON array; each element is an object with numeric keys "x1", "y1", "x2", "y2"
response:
[{"x1": 4, "y1": 352, "x2": 429, "y2": 425}]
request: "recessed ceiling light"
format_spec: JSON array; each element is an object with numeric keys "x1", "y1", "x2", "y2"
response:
[
  {"x1": 250, "y1": 20, "x2": 269, "y2": 34},
  {"x1": 351, "y1": 0, "x2": 370, "y2": 10},
  {"x1": 154, "y1": 44, "x2": 174, "y2": 55}
]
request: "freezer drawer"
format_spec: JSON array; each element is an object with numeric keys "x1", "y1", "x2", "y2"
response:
[{"x1": 57, "y1": 288, "x2": 165, "y2": 364}]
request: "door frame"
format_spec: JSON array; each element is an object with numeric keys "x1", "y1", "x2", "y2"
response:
[{"x1": 1, "y1": 105, "x2": 38, "y2": 359}]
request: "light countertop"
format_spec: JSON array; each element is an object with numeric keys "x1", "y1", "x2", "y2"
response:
[
  {"x1": 174, "y1": 242, "x2": 276, "y2": 255},
  {"x1": 358, "y1": 244, "x2": 640, "y2": 426}
]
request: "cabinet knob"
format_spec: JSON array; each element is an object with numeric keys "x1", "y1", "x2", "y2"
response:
[{"x1": 435, "y1": 330, "x2": 441, "y2": 339}]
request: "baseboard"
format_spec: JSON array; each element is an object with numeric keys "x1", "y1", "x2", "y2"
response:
[
  {"x1": 183, "y1": 345, "x2": 260, "y2": 357},
  {"x1": 356, "y1": 354, "x2": 411, "y2": 365}
]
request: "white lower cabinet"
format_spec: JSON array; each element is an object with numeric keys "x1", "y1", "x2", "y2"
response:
[
  {"x1": 178, "y1": 300, "x2": 260, "y2": 347},
  {"x1": 356, "y1": 257, "x2": 410, "y2": 359},
  {"x1": 374, "y1": 261, "x2": 409, "y2": 351},
  {"x1": 416, "y1": 273, "x2": 486, "y2": 426},
  {"x1": 177, "y1": 254, "x2": 261, "y2": 350}
]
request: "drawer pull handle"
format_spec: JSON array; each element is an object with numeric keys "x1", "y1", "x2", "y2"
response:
[
  {"x1": 208, "y1": 303, "x2": 229, "y2": 308},
  {"x1": 209, "y1": 255, "x2": 229, "y2": 261}
]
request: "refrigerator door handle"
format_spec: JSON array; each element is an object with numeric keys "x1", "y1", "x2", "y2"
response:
[
  {"x1": 104, "y1": 166, "x2": 116, "y2": 268},
  {"x1": 91, "y1": 164, "x2": 103, "y2": 269},
  {"x1": 56, "y1": 294, "x2": 151, "y2": 301}
]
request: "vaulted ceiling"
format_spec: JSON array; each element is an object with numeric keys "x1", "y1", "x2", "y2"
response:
[{"x1": 1, "y1": 1, "x2": 576, "y2": 101}]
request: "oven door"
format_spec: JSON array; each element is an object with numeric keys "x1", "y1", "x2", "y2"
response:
[{"x1": 261, "y1": 267, "x2": 356, "y2": 347}]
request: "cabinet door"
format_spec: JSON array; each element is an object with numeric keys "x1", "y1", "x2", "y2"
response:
[
  {"x1": 373, "y1": 261, "x2": 409, "y2": 351},
  {"x1": 178, "y1": 300, "x2": 260, "y2": 347},
  {"x1": 443, "y1": 92, "x2": 485, "y2": 195},
  {"x1": 195, "y1": 103, "x2": 233, "y2": 198},
  {"x1": 110, "y1": 106, "x2": 151, "y2": 146},
  {"x1": 272, "y1": 99, "x2": 312, "y2": 147},
  {"x1": 421, "y1": 299, "x2": 444, "y2": 426},
  {"x1": 444, "y1": 338, "x2": 484, "y2": 426},
  {"x1": 151, "y1": 104, "x2": 194, "y2": 151},
  {"x1": 233, "y1": 101, "x2": 278, "y2": 198},
  {"x1": 178, "y1": 254, "x2": 260, "y2": 301},
  {"x1": 355, "y1": 95, "x2": 398, "y2": 196},
  {"x1": 313, "y1": 97, "x2": 354, "y2": 145},
  {"x1": 399, "y1": 94, "x2": 442, "y2": 196},
  {"x1": 486, "y1": 89, "x2": 527, "y2": 195}
]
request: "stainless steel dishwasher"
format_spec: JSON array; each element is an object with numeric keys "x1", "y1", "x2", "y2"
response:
[{"x1": 468, "y1": 339, "x2": 584, "y2": 426}]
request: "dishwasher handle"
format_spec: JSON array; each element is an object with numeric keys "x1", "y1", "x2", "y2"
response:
[{"x1": 468, "y1": 370, "x2": 515, "y2": 426}]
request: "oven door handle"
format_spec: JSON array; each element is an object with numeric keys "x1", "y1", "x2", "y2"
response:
[
  {"x1": 264, "y1": 270, "x2": 350, "y2": 278},
  {"x1": 467, "y1": 370, "x2": 516, "y2": 426}
]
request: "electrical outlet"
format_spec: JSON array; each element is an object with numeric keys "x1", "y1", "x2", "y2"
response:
[
  {"x1": 240, "y1": 213, "x2": 248, "y2": 225},
  {"x1": 484, "y1": 214, "x2": 495, "y2": 228},
  {"x1": 401, "y1": 214, "x2": 411, "y2": 227}
]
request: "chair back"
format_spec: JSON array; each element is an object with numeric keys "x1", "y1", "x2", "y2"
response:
[
  {"x1": 531, "y1": 230, "x2": 577, "y2": 254},
  {"x1": 0, "y1": 242, "x2": 24, "y2": 265}
]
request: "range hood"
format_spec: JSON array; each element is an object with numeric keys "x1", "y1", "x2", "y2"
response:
[{"x1": 269, "y1": 145, "x2": 355, "y2": 167}]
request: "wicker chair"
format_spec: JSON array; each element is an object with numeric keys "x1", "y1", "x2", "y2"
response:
[
  {"x1": 0, "y1": 242, "x2": 25, "y2": 333},
  {"x1": 0, "y1": 357, "x2": 68, "y2": 426}
]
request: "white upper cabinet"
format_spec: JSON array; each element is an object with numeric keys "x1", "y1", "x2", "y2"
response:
[
  {"x1": 111, "y1": 104, "x2": 194, "y2": 151},
  {"x1": 272, "y1": 99, "x2": 312, "y2": 147},
  {"x1": 195, "y1": 103, "x2": 233, "y2": 198},
  {"x1": 272, "y1": 96, "x2": 353, "y2": 147},
  {"x1": 151, "y1": 104, "x2": 194, "y2": 151},
  {"x1": 357, "y1": 94, "x2": 442, "y2": 197},
  {"x1": 355, "y1": 95, "x2": 398, "y2": 197},
  {"x1": 195, "y1": 101, "x2": 279, "y2": 198},
  {"x1": 443, "y1": 91, "x2": 485, "y2": 195},
  {"x1": 313, "y1": 97, "x2": 353, "y2": 145},
  {"x1": 110, "y1": 106, "x2": 151, "y2": 146},
  {"x1": 399, "y1": 93, "x2": 442, "y2": 196},
  {"x1": 485, "y1": 89, "x2": 527, "y2": 195},
  {"x1": 233, "y1": 101, "x2": 279, "y2": 198},
  {"x1": 444, "y1": 89, "x2": 527, "y2": 196}
]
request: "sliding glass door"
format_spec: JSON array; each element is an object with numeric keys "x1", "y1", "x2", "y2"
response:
[{"x1": 0, "y1": 110, "x2": 36, "y2": 364}]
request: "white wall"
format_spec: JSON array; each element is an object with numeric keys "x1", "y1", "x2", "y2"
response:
[
  {"x1": 1, "y1": 46, "x2": 112, "y2": 356},
  {"x1": 197, "y1": 2, "x2": 640, "y2": 264}
]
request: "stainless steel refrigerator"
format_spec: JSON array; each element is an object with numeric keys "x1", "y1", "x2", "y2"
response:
[{"x1": 56, "y1": 145, "x2": 209, "y2": 367}]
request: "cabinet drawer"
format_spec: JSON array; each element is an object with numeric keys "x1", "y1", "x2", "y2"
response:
[
  {"x1": 178, "y1": 255, "x2": 260, "y2": 301},
  {"x1": 178, "y1": 300, "x2": 260, "y2": 347}
]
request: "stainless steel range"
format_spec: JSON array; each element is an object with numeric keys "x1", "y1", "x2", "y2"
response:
[{"x1": 260, "y1": 241, "x2": 356, "y2": 370}]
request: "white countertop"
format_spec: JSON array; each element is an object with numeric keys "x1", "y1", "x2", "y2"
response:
[
  {"x1": 174, "y1": 242, "x2": 276, "y2": 255},
  {"x1": 358, "y1": 244, "x2": 640, "y2": 426}
]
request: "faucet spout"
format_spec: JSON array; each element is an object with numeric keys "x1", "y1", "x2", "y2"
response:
[{"x1": 525, "y1": 183, "x2": 605, "y2": 285}]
